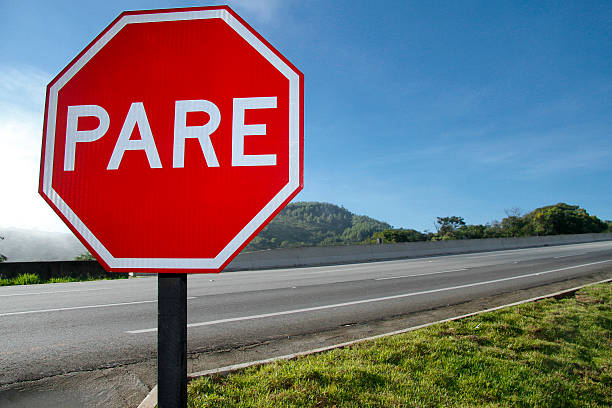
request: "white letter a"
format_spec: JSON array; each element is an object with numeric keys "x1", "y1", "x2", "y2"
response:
[{"x1": 107, "y1": 102, "x2": 162, "y2": 170}]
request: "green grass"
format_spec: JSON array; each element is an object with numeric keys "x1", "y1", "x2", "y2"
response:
[
  {"x1": 189, "y1": 282, "x2": 612, "y2": 407},
  {"x1": 0, "y1": 273, "x2": 127, "y2": 286},
  {"x1": 7, "y1": 273, "x2": 41, "y2": 285}
]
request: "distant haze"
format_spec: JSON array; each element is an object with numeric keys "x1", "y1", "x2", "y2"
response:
[{"x1": 0, "y1": 227, "x2": 86, "y2": 262}]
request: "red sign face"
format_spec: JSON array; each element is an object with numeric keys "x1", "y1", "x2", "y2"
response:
[{"x1": 39, "y1": 6, "x2": 304, "y2": 273}]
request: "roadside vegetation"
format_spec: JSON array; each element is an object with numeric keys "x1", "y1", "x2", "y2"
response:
[
  {"x1": 367, "y1": 203, "x2": 610, "y2": 244},
  {"x1": 0, "y1": 272, "x2": 127, "y2": 286},
  {"x1": 188, "y1": 282, "x2": 612, "y2": 407},
  {"x1": 245, "y1": 201, "x2": 609, "y2": 250}
]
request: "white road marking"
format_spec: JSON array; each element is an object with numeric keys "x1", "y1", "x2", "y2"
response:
[
  {"x1": 0, "y1": 288, "x2": 110, "y2": 297},
  {"x1": 127, "y1": 259, "x2": 612, "y2": 334},
  {"x1": 466, "y1": 253, "x2": 514, "y2": 259},
  {"x1": 465, "y1": 247, "x2": 596, "y2": 261},
  {"x1": 0, "y1": 296, "x2": 197, "y2": 316},
  {"x1": 554, "y1": 253, "x2": 587, "y2": 259},
  {"x1": 375, "y1": 268, "x2": 468, "y2": 281},
  {"x1": 0, "y1": 300, "x2": 158, "y2": 317}
]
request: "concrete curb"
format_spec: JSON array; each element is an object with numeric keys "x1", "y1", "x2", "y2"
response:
[
  {"x1": 137, "y1": 386, "x2": 157, "y2": 408},
  {"x1": 137, "y1": 277, "x2": 612, "y2": 408}
]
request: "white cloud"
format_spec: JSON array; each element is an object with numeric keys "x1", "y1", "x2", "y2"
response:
[
  {"x1": 0, "y1": 66, "x2": 47, "y2": 108},
  {"x1": 461, "y1": 130, "x2": 612, "y2": 179},
  {"x1": 0, "y1": 65, "x2": 70, "y2": 232}
]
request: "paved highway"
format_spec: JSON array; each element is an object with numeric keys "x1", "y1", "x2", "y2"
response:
[{"x1": 1, "y1": 240, "x2": 612, "y2": 402}]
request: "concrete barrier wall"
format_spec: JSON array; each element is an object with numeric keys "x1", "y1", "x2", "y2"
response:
[
  {"x1": 1, "y1": 233, "x2": 611, "y2": 278},
  {"x1": 224, "y1": 232, "x2": 612, "y2": 271},
  {"x1": 0, "y1": 260, "x2": 125, "y2": 280}
]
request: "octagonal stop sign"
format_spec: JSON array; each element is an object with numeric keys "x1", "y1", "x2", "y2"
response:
[{"x1": 39, "y1": 6, "x2": 303, "y2": 273}]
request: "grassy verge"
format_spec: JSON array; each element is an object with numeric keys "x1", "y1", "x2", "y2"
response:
[
  {"x1": 189, "y1": 282, "x2": 611, "y2": 407},
  {"x1": 0, "y1": 273, "x2": 127, "y2": 286}
]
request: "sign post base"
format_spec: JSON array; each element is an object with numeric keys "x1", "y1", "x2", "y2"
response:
[{"x1": 158, "y1": 273, "x2": 187, "y2": 408}]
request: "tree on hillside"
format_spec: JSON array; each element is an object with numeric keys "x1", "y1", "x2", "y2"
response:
[
  {"x1": 522, "y1": 203, "x2": 607, "y2": 236},
  {"x1": 366, "y1": 228, "x2": 427, "y2": 244},
  {"x1": 75, "y1": 252, "x2": 96, "y2": 261},
  {"x1": 0, "y1": 235, "x2": 6, "y2": 262},
  {"x1": 456, "y1": 224, "x2": 488, "y2": 239},
  {"x1": 342, "y1": 215, "x2": 392, "y2": 242},
  {"x1": 499, "y1": 207, "x2": 527, "y2": 237},
  {"x1": 361, "y1": 203, "x2": 608, "y2": 245},
  {"x1": 434, "y1": 216, "x2": 466, "y2": 240},
  {"x1": 432, "y1": 204, "x2": 607, "y2": 241},
  {"x1": 244, "y1": 202, "x2": 391, "y2": 251}
]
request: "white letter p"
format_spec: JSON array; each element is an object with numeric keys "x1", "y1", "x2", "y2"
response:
[{"x1": 64, "y1": 105, "x2": 109, "y2": 171}]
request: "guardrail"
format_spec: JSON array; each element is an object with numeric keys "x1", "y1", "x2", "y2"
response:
[{"x1": 1, "y1": 232, "x2": 611, "y2": 279}]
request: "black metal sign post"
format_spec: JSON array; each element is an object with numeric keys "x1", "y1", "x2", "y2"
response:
[{"x1": 158, "y1": 273, "x2": 188, "y2": 408}]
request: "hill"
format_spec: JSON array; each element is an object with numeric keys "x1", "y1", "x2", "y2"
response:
[
  {"x1": 0, "y1": 203, "x2": 391, "y2": 261},
  {"x1": 0, "y1": 227, "x2": 87, "y2": 262},
  {"x1": 245, "y1": 202, "x2": 391, "y2": 251}
]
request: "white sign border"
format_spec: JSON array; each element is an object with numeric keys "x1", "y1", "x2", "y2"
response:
[{"x1": 41, "y1": 8, "x2": 301, "y2": 270}]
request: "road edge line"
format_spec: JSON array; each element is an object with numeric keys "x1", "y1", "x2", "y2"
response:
[{"x1": 137, "y1": 277, "x2": 612, "y2": 408}]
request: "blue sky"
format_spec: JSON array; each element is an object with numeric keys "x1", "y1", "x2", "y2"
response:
[{"x1": 1, "y1": 0, "x2": 611, "y2": 233}]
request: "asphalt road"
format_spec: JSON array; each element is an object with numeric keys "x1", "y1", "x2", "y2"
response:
[{"x1": 1, "y1": 240, "x2": 612, "y2": 391}]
